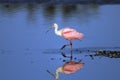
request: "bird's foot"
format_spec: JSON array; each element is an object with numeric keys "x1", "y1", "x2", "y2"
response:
[
  {"x1": 60, "y1": 44, "x2": 69, "y2": 50},
  {"x1": 61, "y1": 52, "x2": 71, "y2": 58}
]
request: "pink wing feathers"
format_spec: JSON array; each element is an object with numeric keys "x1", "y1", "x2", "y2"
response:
[{"x1": 62, "y1": 28, "x2": 84, "y2": 40}]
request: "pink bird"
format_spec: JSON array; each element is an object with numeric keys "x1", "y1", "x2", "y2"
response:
[
  {"x1": 52, "y1": 23, "x2": 84, "y2": 50},
  {"x1": 47, "y1": 60, "x2": 84, "y2": 79}
]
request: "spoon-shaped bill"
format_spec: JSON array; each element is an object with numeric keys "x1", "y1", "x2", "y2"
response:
[{"x1": 46, "y1": 27, "x2": 52, "y2": 33}]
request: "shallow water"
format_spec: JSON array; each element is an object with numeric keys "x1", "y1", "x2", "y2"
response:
[{"x1": 0, "y1": 4, "x2": 120, "y2": 80}]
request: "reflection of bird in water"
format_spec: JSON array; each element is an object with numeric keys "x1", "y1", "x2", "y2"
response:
[
  {"x1": 52, "y1": 23, "x2": 84, "y2": 50},
  {"x1": 55, "y1": 60, "x2": 84, "y2": 79},
  {"x1": 47, "y1": 60, "x2": 84, "y2": 79}
]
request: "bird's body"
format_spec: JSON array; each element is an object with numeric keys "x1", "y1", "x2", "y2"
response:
[
  {"x1": 53, "y1": 23, "x2": 84, "y2": 41},
  {"x1": 62, "y1": 28, "x2": 84, "y2": 41}
]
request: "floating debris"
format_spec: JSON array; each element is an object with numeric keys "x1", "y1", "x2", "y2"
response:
[{"x1": 87, "y1": 50, "x2": 120, "y2": 59}]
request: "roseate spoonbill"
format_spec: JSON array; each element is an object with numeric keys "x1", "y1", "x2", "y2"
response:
[
  {"x1": 47, "y1": 60, "x2": 84, "y2": 79},
  {"x1": 52, "y1": 23, "x2": 84, "y2": 50}
]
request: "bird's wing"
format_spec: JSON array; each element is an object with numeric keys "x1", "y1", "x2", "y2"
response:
[{"x1": 62, "y1": 28, "x2": 76, "y2": 34}]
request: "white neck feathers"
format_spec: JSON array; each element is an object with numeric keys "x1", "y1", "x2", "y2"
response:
[{"x1": 53, "y1": 23, "x2": 62, "y2": 36}]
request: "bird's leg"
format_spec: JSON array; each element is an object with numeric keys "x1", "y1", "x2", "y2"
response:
[
  {"x1": 61, "y1": 52, "x2": 71, "y2": 58},
  {"x1": 70, "y1": 40, "x2": 73, "y2": 60},
  {"x1": 60, "y1": 44, "x2": 70, "y2": 50}
]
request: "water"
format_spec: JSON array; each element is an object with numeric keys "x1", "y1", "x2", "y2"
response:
[{"x1": 0, "y1": 4, "x2": 120, "y2": 80}]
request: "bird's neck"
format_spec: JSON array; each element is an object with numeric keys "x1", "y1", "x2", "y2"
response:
[
  {"x1": 55, "y1": 67, "x2": 63, "y2": 79},
  {"x1": 54, "y1": 26, "x2": 62, "y2": 36}
]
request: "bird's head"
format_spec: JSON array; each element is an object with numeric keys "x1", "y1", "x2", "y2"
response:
[{"x1": 46, "y1": 23, "x2": 58, "y2": 33}]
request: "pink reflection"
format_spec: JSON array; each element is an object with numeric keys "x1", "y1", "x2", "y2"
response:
[
  {"x1": 55, "y1": 60, "x2": 84, "y2": 79},
  {"x1": 47, "y1": 60, "x2": 84, "y2": 79}
]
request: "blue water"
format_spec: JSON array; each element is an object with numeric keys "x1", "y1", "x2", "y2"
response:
[{"x1": 0, "y1": 4, "x2": 120, "y2": 80}]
